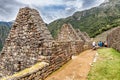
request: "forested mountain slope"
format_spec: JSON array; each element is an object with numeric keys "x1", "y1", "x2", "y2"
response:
[{"x1": 48, "y1": 0, "x2": 120, "y2": 38}]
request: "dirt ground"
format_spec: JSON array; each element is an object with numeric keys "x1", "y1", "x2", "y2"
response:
[{"x1": 45, "y1": 50, "x2": 96, "y2": 80}]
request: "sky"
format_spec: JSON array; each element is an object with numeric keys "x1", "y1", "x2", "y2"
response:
[{"x1": 0, "y1": 0, "x2": 105, "y2": 23}]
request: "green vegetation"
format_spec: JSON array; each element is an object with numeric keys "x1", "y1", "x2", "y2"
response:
[
  {"x1": 88, "y1": 48, "x2": 120, "y2": 80},
  {"x1": 0, "y1": 22, "x2": 11, "y2": 51},
  {"x1": 0, "y1": 40, "x2": 3, "y2": 51},
  {"x1": 48, "y1": 0, "x2": 120, "y2": 38}
]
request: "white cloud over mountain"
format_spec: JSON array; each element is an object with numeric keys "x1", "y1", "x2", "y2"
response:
[{"x1": 0, "y1": 0, "x2": 105, "y2": 23}]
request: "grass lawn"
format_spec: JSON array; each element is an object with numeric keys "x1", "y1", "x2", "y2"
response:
[{"x1": 88, "y1": 48, "x2": 120, "y2": 80}]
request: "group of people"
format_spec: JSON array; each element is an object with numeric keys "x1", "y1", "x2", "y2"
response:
[{"x1": 92, "y1": 41, "x2": 107, "y2": 50}]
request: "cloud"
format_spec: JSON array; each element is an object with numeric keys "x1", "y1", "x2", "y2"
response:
[
  {"x1": 0, "y1": 0, "x2": 105, "y2": 23},
  {"x1": 0, "y1": 0, "x2": 25, "y2": 21},
  {"x1": 16, "y1": 0, "x2": 67, "y2": 7},
  {"x1": 80, "y1": 0, "x2": 105, "y2": 10}
]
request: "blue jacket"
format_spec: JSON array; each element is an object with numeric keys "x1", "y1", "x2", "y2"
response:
[{"x1": 98, "y1": 41, "x2": 103, "y2": 47}]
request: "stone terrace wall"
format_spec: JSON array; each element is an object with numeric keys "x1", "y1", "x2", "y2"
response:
[
  {"x1": 0, "y1": 7, "x2": 53, "y2": 77},
  {"x1": 107, "y1": 27, "x2": 120, "y2": 52}
]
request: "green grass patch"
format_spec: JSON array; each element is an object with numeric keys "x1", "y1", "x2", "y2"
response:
[{"x1": 88, "y1": 48, "x2": 120, "y2": 80}]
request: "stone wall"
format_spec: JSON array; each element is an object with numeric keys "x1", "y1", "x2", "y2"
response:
[
  {"x1": 56, "y1": 24, "x2": 85, "y2": 55},
  {"x1": 76, "y1": 29, "x2": 92, "y2": 50},
  {"x1": 1, "y1": 41, "x2": 72, "y2": 80},
  {"x1": 107, "y1": 27, "x2": 120, "y2": 52},
  {"x1": 0, "y1": 7, "x2": 73, "y2": 80},
  {"x1": 19, "y1": 42, "x2": 72, "y2": 80},
  {"x1": 0, "y1": 7, "x2": 53, "y2": 77},
  {"x1": 0, "y1": 7, "x2": 92, "y2": 80},
  {"x1": 57, "y1": 24, "x2": 82, "y2": 41}
]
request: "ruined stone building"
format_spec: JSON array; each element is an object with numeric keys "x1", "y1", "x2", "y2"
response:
[
  {"x1": 56, "y1": 23, "x2": 92, "y2": 54},
  {"x1": 57, "y1": 24, "x2": 82, "y2": 41},
  {"x1": 56, "y1": 23, "x2": 84, "y2": 55},
  {"x1": 107, "y1": 27, "x2": 120, "y2": 52},
  {"x1": 76, "y1": 30, "x2": 91, "y2": 42},
  {"x1": 0, "y1": 7, "x2": 92, "y2": 80},
  {"x1": 76, "y1": 29, "x2": 92, "y2": 50},
  {"x1": 0, "y1": 7, "x2": 54, "y2": 77},
  {"x1": 0, "y1": 7, "x2": 72, "y2": 80}
]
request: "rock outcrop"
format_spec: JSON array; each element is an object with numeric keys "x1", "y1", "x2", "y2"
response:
[{"x1": 107, "y1": 27, "x2": 120, "y2": 52}]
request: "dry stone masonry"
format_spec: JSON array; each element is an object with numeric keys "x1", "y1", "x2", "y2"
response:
[
  {"x1": 0, "y1": 7, "x2": 92, "y2": 80},
  {"x1": 1, "y1": 42, "x2": 72, "y2": 80},
  {"x1": 56, "y1": 23, "x2": 92, "y2": 55},
  {"x1": 76, "y1": 29, "x2": 92, "y2": 50},
  {"x1": 107, "y1": 27, "x2": 120, "y2": 52},
  {"x1": 56, "y1": 23, "x2": 84, "y2": 55},
  {"x1": 0, "y1": 7, "x2": 54, "y2": 77},
  {"x1": 57, "y1": 23, "x2": 82, "y2": 41},
  {"x1": 0, "y1": 7, "x2": 72, "y2": 80}
]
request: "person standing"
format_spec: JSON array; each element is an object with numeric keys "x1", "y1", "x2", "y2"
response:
[
  {"x1": 92, "y1": 41, "x2": 96, "y2": 50},
  {"x1": 98, "y1": 41, "x2": 103, "y2": 47}
]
